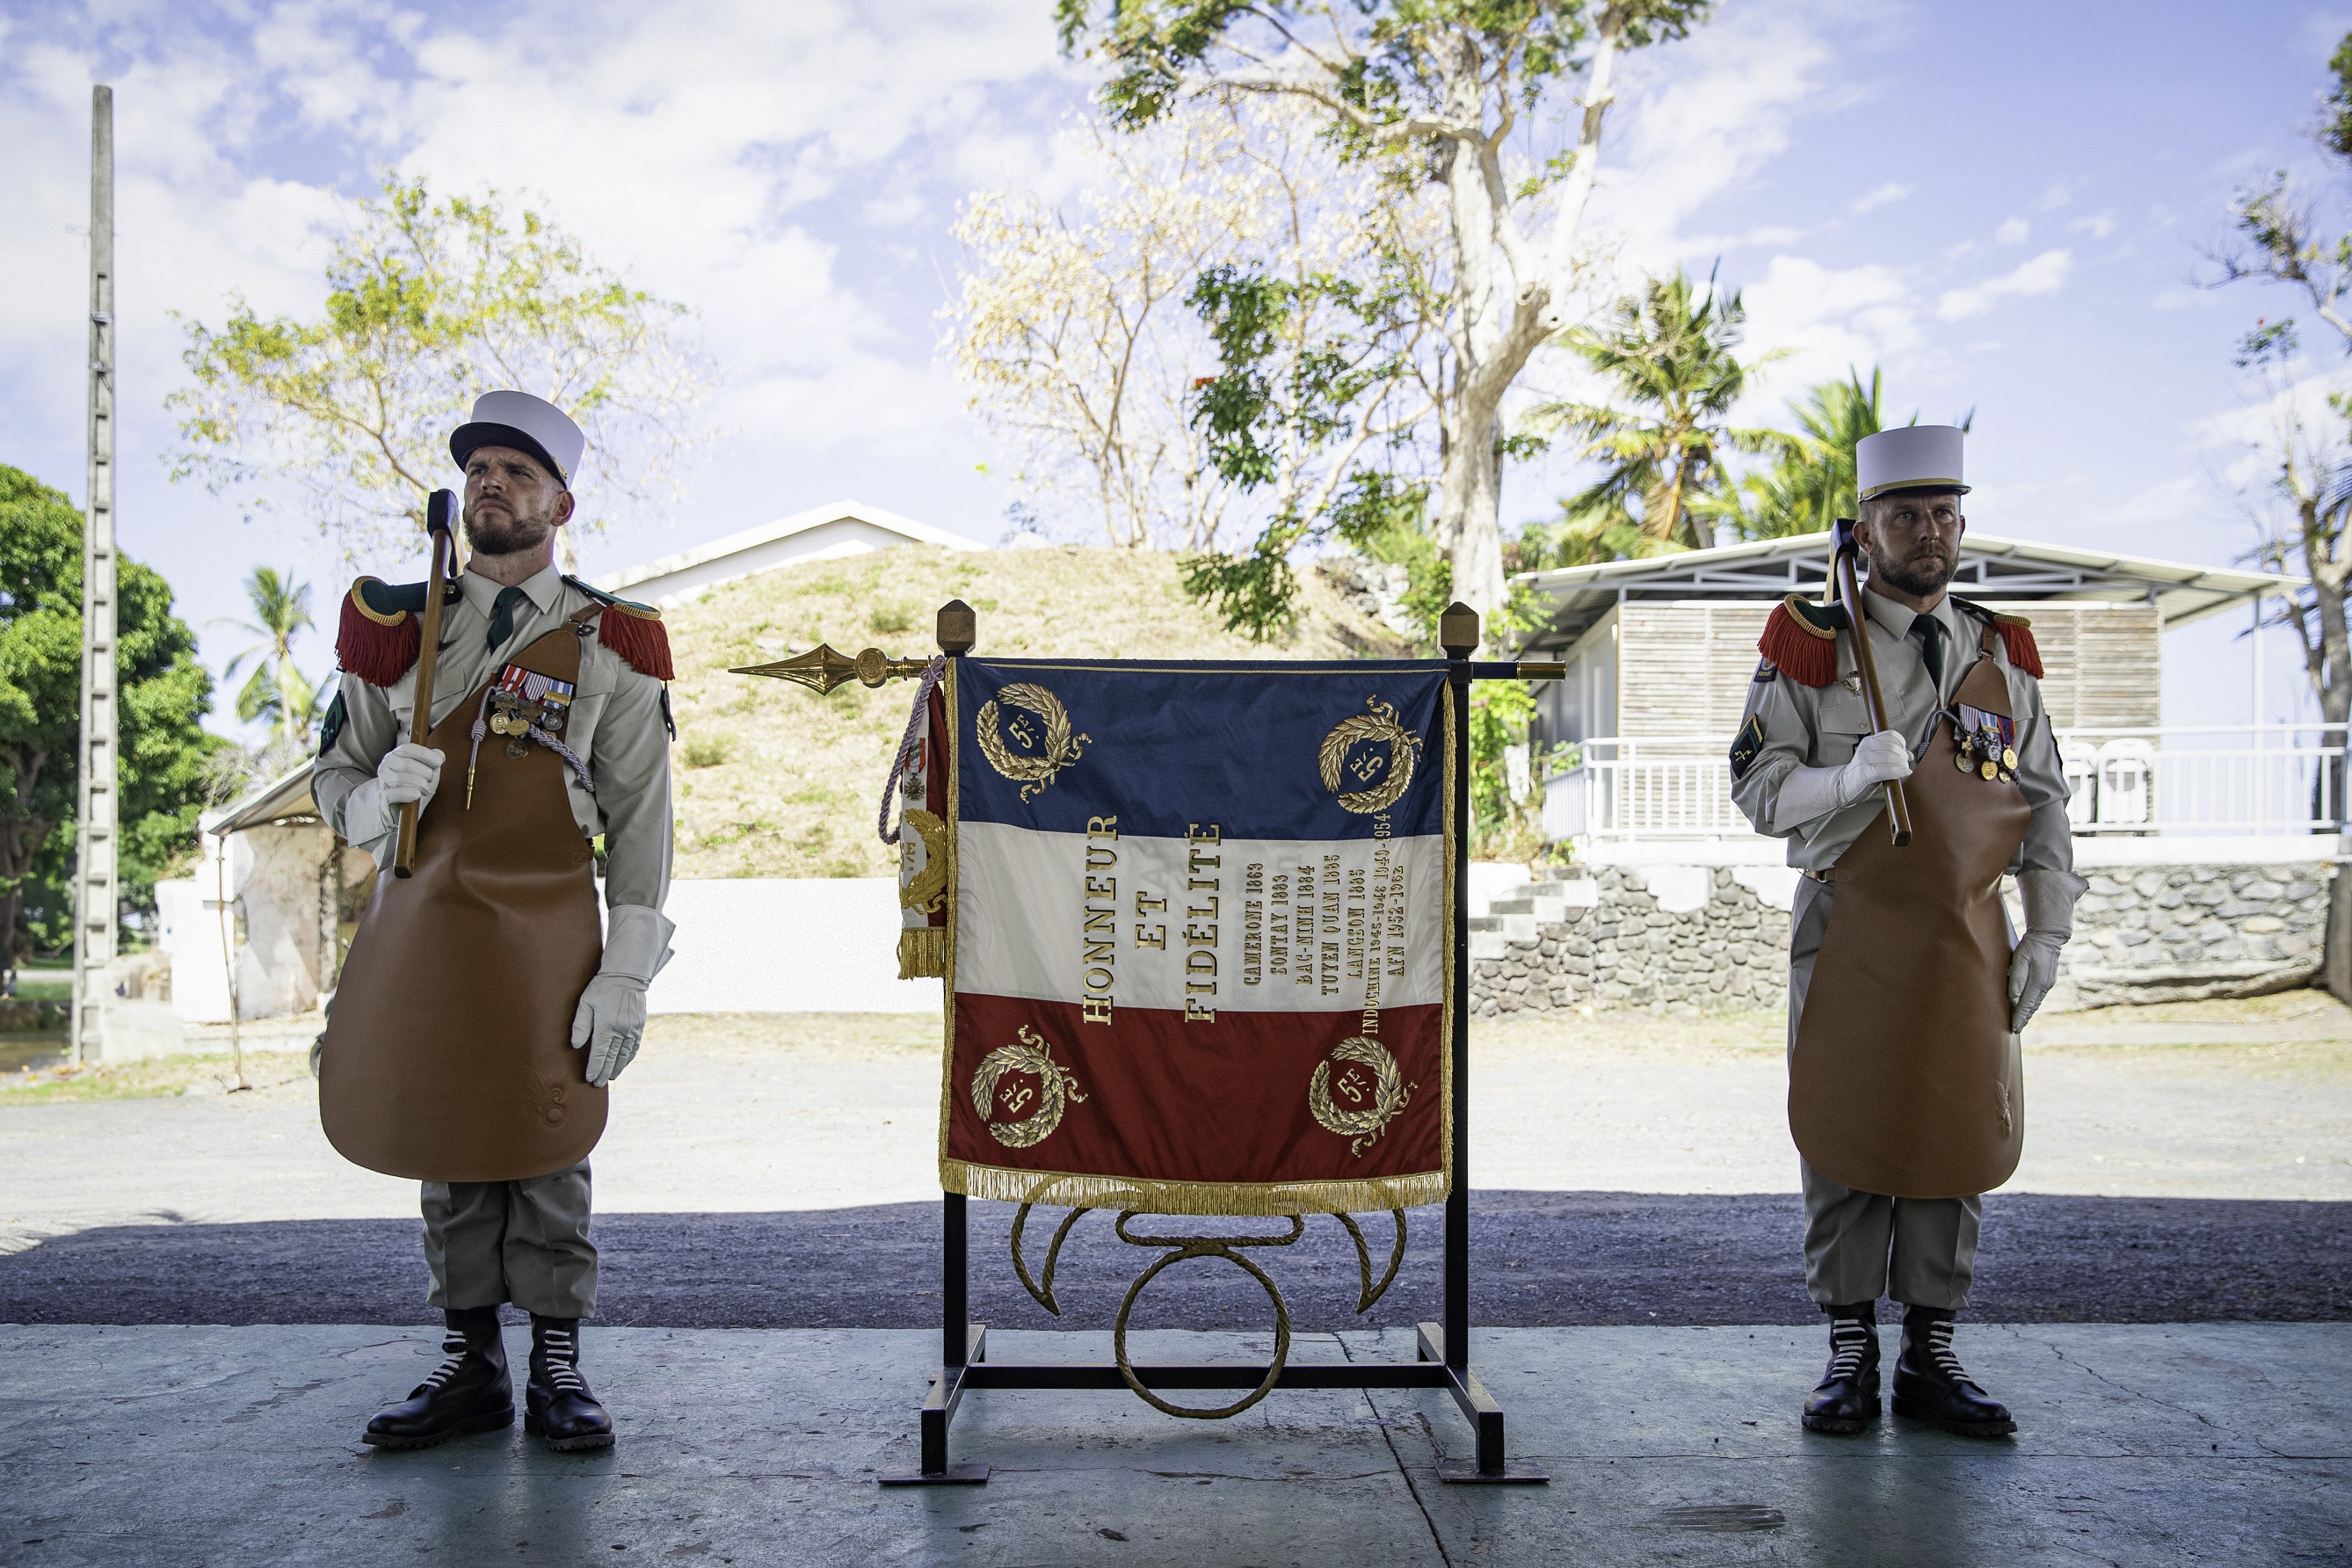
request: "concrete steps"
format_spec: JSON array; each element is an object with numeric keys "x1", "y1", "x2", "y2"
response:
[{"x1": 1467, "y1": 877, "x2": 1598, "y2": 959}]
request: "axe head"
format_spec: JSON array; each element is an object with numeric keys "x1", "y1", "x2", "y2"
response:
[
  {"x1": 426, "y1": 488, "x2": 457, "y2": 539},
  {"x1": 1832, "y1": 516, "x2": 1859, "y2": 560}
]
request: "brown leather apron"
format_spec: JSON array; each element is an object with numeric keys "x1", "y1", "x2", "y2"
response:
[
  {"x1": 320, "y1": 622, "x2": 606, "y2": 1182},
  {"x1": 1789, "y1": 626, "x2": 2032, "y2": 1200}
]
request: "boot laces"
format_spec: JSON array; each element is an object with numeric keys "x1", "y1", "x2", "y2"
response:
[
  {"x1": 1826, "y1": 1318, "x2": 1875, "y2": 1379},
  {"x1": 420, "y1": 1329, "x2": 473, "y2": 1390},
  {"x1": 538, "y1": 1326, "x2": 589, "y2": 1396},
  {"x1": 1920, "y1": 1318, "x2": 1973, "y2": 1386}
]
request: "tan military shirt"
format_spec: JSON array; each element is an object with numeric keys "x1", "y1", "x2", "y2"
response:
[
  {"x1": 312, "y1": 563, "x2": 675, "y2": 911},
  {"x1": 1730, "y1": 586, "x2": 2075, "y2": 876}
]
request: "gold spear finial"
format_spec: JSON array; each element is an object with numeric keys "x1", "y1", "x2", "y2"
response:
[{"x1": 733, "y1": 642, "x2": 931, "y2": 693}]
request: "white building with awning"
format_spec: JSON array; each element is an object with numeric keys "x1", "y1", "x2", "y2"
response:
[{"x1": 1513, "y1": 533, "x2": 2313, "y2": 851}]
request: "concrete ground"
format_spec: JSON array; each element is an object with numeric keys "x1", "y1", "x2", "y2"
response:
[
  {"x1": 3, "y1": 998, "x2": 2348, "y2": 1564},
  {"x1": 2, "y1": 1322, "x2": 2343, "y2": 1567}
]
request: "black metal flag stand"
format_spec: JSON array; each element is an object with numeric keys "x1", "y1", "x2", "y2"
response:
[{"x1": 875, "y1": 603, "x2": 1559, "y2": 1486}]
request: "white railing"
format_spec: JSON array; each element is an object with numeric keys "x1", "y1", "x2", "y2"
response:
[{"x1": 1544, "y1": 726, "x2": 2350, "y2": 841}]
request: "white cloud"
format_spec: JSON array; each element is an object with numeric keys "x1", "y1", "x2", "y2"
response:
[
  {"x1": 1995, "y1": 217, "x2": 2029, "y2": 245},
  {"x1": 1590, "y1": 1, "x2": 1857, "y2": 268},
  {"x1": 2069, "y1": 210, "x2": 2117, "y2": 238},
  {"x1": 1850, "y1": 181, "x2": 1909, "y2": 214},
  {"x1": 1738, "y1": 253, "x2": 1920, "y2": 403},
  {"x1": 1935, "y1": 248, "x2": 2073, "y2": 320}
]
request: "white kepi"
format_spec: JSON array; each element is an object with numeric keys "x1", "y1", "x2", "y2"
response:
[
  {"x1": 449, "y1": 390, "x2": 586, "y2": 490},
  {"x1": 1856, "y1": 425, "x2": 1968, "y2": 502}
]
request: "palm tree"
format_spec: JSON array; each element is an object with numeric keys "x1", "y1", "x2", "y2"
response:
[
  {"x1": 1731, "y1": 369, "x2": 1891, "y2": 539},
  {"x1": 1520, "y1": 269, "x2": 1782, "y2": 568},
  {"x1": 221, "y1": 567, "x2": 324, "y2": 749}
]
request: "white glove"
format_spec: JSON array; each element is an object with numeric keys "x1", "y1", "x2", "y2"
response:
[
  {"x1": 337, "y1": 744, "x2": 446, "y2": 863},
  {"x1": 2007, "y1": 933, "x2": 2064, "y2": 1034},
  {"x1": 2007, "y1": 867, "x2": 2087, "y2": 1033},
  {"x1": 1772, "y1": 730, "x2": 1915, "y2": 831},
  {"x1": 570, "y1": 904, "x2": 675, "y2": 1087}
]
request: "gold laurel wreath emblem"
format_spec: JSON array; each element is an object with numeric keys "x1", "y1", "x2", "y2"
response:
[
  {"x1": 1308, "y1": 1036, "x2": 1415, "y2": 1158},
  {"x1": 1318, "y1": 695, "x2": 1424, "y2": 815},
  {"x1": 898, "y1": 808, "x2": 948, "y2": 913},
  {"x1": 976, "y1": 682, "x2": 1090, "y2": 802},
  {"x1": 971, "y1": 1026, "x2": 1089, "y2": 1149}
]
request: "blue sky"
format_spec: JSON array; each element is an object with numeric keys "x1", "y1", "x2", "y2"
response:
[{"x1": 0, "y1": 0, "x2": 2342, "y2": 739}]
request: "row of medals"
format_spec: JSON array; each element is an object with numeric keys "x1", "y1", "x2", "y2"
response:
[
  {"x1": 1955, "y1": 722, "x2": 2018, "y2": 783},
  {"x1": 489, "y1": 693, "x2": 560, "y2": 759}
]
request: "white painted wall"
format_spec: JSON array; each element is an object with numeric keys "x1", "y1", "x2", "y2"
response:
[{"x1": 648, "y1": 878, "x2": 940, "y2": 1015}]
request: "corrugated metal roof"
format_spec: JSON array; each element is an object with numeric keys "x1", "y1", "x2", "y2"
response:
[
  {"x1": 201, "y1": 764, "x2": 322, "y2": 837},
  {"x1": 1514, "y1": 531, "x2": 2300, "y2": 652}
]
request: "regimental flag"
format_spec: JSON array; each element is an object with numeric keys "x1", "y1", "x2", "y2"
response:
[{"x1": 934, "y1": 657, "x2": 1455, "y2": 1217}]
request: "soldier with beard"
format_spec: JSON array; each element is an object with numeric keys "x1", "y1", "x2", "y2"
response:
[
  {"x1": 1728, "y1": 426, "x2": 2084, "y2": 1439},
  {"x1": 312, "y1": 390, "x2": 676, "y2": 1453}
]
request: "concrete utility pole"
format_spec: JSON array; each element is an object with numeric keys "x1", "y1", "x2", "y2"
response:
[{"x1": 69, "y1": 84, "x2": 117, "y2": 1063}]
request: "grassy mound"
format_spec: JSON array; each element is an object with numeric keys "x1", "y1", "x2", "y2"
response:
[{"x1": 662, "y1": 545, "x2": 1409, "y2": 880}]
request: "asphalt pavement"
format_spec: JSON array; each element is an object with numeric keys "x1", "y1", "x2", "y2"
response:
[{"x1": 4, "y1": 1189, "x2": 2344, "y2": 1329}]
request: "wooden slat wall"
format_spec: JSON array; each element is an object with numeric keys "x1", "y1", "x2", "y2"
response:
[
  {"x1": 1610, "y1": 599, "x2": 2162, "y2": 740},
  {"x1": 1616, "y1": 603, "x2": 1774, "y2": 739},
  {"x1": 1988, "y1": 602, "x2": 2161, "y2": 730}
]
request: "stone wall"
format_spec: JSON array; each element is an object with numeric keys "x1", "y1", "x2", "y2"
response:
[
  {"x1": 2058, "y1": 862, "x2": 2332, "y2": 1008},
  {"x1": 1469, "y1": 857, "x2": 2338, "y2": 1017},
  {"x1": 1470, "y1": 867, "x2": 1793, "y2": 1018}
]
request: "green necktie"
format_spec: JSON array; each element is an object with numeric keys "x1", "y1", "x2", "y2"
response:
[
  {"x1": 487, "y1": 584, "x2": 529, "y2": 650},
  {"x1": 1915, "y1": 615, "x2": 1946, "y2": 701}
]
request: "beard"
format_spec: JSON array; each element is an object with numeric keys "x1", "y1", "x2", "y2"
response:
[
  {"x1": 464, "y1": 494, "x2": 559, "y2": 557},
  {"x1": 1869, "y1": 541, "x2": 1956, "y2": 598}
]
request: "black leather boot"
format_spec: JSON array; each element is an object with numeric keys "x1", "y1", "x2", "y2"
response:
[
  {"x1": 525, "y1": 1316, "x2": 615, "y2": 1451},
  {"x1": 1800, "y1": 1303, "x2": 1881, "y2": 1434},
  {"x1": 363, "y1": 1306, "x2": 513, "y2": 1448},
  {"x1": 1892, "y1": 1307, "x2": 2016, "y2": 1437}
]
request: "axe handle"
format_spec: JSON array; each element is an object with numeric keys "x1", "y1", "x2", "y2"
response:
[
  {"x1": 392, "y1": 497, "x2": 456, "y2": 878},
  {"x1": 1833, "y1": 541, "x2": 1912, "y2": 848}
]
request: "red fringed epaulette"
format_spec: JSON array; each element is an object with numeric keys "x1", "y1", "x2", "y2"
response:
[
  {"x1": 336, "y1": 577, "x2": 443, "y2": 686},
  {"x1": 1991, "y1": 613, "x2": 2042, "y2": 677},
  {"x1": 563, "y1": 575, "x2": 673, "y2": 681},
  {"x1": 1949, "y1": 595, "x2": 2044, "y2": 678},
  {"x1": 1757, "y1": 593, "x2": 1846, "y2": 687}
]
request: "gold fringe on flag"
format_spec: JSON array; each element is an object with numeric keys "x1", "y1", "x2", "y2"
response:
[
  {"x1": 940, "y1": 1159, "x2": 1448, "y2": 1218},
  {"x1": 898, "y1": 925, "x2": 947, "y2": 979}
]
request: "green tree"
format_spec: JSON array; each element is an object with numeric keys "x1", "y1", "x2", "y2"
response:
[
  {"x1": 1729, "y1": 368, "x2": 1891, "y2": 540},
  {"x1": 1520, "y1": 269, "x2": 1778, "y2": 566},
  {"x1": 169, "y1": 174, "x2": 713, "y2": 567},
  {"x1": 220, "y1": 567, "x2": 323, "y2": 747},
  {"x1": 1056, "y1": 0, "x2": 1717, "y2": 634},
  {"x1": 0, "y1": 466, "x2": 220, "y2": 974}
]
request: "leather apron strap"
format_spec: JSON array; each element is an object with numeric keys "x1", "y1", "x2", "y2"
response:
[
  {"x1": 321, "y1": 624, "x2": 606, "y2": 1182},
  {"x1": 1788, "y1": 621, "x2": 2034, "y2": 1199}
]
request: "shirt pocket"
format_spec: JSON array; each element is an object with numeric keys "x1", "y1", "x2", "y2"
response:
[{"x1": 1815, "y1": 686, "x2": 1871, "y2": 766}]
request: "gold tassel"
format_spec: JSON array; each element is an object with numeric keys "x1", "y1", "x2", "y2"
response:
[{"x1": 898, "y1": 925, "x2": 946, "y2": 979}]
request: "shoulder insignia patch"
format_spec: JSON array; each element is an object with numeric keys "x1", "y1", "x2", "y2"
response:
[
  {"x1": 316, "y1": 687, "x2": 347, "y2": 756},
  {"x1": 1753, "y1": 657, "x2": 1777, "y2": 685},
  {"x1": 563, "y1": 574, "x2": 674, "y2": 682},
  {"x1": 1730, "y1": 714, "x2": 1766, "y2": 780}
]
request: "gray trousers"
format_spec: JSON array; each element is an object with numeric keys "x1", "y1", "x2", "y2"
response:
[
  {"x1": 1788, "y1": 879, "x2": 1979, "y2": 1312},
  {"x1": 421, "y1": 1158, "x2": 599, "y2": 1318}
]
